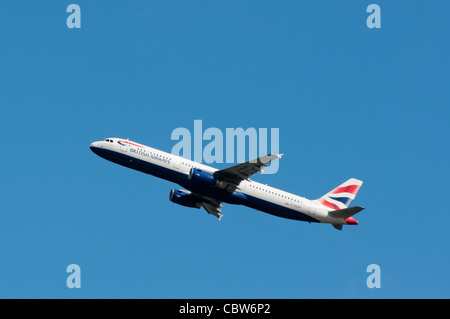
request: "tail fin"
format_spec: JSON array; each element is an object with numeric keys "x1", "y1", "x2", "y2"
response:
[{"x1": 317, "y1": 178, "x2": 363, "y2": 211}]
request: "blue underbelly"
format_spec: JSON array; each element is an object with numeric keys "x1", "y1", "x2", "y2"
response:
[{"x1": 91, "y1": 147, "x2": 320, "y2": 223}]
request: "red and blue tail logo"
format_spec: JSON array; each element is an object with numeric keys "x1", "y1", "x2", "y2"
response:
[{"x1": 318, "y1": 178, "x2": 363, "y2": 210}]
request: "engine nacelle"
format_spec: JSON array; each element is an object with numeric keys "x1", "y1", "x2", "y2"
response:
[
  {"x1": 188, "y1": 168, "x2": 219, "y2": 186},
  {"x1": 169, "y1": 189, "x2": 201, "y2": 209}
]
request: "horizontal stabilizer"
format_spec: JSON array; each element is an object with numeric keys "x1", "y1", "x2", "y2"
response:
[{"x1": 329, "y1": 206, "x2": 364, "y2": 219}]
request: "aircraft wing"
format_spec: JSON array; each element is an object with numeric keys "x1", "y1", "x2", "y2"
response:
[
  {"x1": 190, "y1": 192, "x2": 223, "y2": 220},
  {"x1": 201, "y1": 202, "x2": 223, "y2": 220},
  {"x1": 214, "y1": 154, "x2": 283, "y2": 189}
]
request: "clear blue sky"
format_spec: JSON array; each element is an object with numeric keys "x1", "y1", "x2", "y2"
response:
[{"x1": 1, "y1": 1, "x2": 449, "y2": 298}]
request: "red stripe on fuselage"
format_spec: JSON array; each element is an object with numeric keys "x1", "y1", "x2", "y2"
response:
[{"x1": 119, "y1": 140, "x2": 143, "y2": 148}]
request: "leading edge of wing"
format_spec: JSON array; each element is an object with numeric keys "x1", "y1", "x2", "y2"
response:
[{"x1": 214, "y1": 153, "x2": 283, "y2": 183}]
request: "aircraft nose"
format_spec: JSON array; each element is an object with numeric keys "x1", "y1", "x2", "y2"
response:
[
  {"x1": 90, "y1": 141, "x2": 100, "y2": 149},
  {"x1": 89, "y1": 141, "x2": 103, "y2": 153}
]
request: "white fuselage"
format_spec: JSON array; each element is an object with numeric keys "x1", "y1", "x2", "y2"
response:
[{"x1": 90, "y1": 138, "x2": 349, "y2": 225}]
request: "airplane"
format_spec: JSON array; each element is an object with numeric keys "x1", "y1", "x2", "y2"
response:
[{"x1": 90, "y1": 137, "x2": 364, "y2": 230}]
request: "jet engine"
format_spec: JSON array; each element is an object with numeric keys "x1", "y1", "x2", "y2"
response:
[
  {"x1": 188, "y1": 168, "x2": 226, "y2": 189},
  {"x1": 169, "y1": 189, "x2": 201, "y2": 208}
]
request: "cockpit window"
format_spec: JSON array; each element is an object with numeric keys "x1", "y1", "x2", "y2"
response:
[{"x1": 105, "y1": 139, "x2": 110, "y2": 142}]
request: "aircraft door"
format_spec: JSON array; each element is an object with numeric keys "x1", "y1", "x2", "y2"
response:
[
  {"x1": 120, "y1": 139, "x2": 128, "y2": 152},
  {"x1": 173, "y1": 158, "x2": 180, "y2": 169}
]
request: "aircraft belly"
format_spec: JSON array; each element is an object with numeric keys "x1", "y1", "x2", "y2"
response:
[{"x1": 179, "y1": 181, "x2": 247, "y2": 204}]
